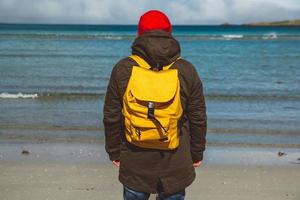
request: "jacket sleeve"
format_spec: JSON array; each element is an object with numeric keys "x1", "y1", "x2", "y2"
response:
[
  {"x1": 103, "y1": 66, "x2": 122, "y2": 161},
  {"x1": 187, "y1": 66, "x2": 207, "y2": 162}
]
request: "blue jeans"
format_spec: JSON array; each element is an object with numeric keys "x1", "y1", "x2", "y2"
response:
[{"x1": 123, "y1": 186, "x2": 185, "y2": 200}]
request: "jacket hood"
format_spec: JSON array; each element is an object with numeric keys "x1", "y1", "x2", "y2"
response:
[{"x1": 131, "y1": 30, "x2": 181, "y2": 69}]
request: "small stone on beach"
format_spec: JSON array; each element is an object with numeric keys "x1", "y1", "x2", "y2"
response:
[
  {"x1": 86, "y1": 187, "x2": 95, "y2": 191},
  {"x1": 277, "y1": 151, "x2": 287, "y2": 157},
  {"x1": 21, "y1": 150, "x2": 30, "y2": 155}
]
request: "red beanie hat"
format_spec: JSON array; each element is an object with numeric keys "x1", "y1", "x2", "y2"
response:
[{"x1": 138, "y1": 10, "x2": 172, "y2": 36}]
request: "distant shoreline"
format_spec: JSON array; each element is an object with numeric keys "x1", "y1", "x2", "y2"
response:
[{"x1": 222, "y1": 19, "x2": 300, "y2": 26}]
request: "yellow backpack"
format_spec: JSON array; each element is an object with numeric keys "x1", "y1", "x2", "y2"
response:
[{"x1": 122, "y1": 55, "x2": 183, "y2": 150}]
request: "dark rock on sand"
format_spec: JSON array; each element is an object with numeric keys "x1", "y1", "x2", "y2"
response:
[
  {"x1": 21, "y1": 150, "x2": 30, "y2": 155},
  {"x1": 277, "y1": 151, "x2": 287, "y2": 157}
]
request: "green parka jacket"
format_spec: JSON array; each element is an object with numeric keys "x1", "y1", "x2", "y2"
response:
[{"x1": 103, "y1": 30, "x2": 207, "y2": 195}]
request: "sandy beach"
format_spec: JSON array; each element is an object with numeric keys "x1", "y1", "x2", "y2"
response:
[
  {"x1": 1, "y1": 162, "x2": 299, "y2": 200},
  {"x1": 0, "y1": 141, "x2": 299, "y2": 200}
]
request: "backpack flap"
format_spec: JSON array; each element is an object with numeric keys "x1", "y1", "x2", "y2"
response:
[{"x1": 130, "y1": 66, "x2": 178, "y2": 103}]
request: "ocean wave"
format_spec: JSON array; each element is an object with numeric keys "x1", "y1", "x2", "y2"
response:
[
  {"x1": 0, "y1": 33, "x2": 132, "y2": 40},
  {"x1": 222, "y1": 34, "x2": 244, "y2": 40},
  {"x1": 262, "y1": 32, "x2": 278, "y2": 39},
  {"x1": 0, "y1": 92, "x2": 38, "y2": 99},
  {"x1": 176, "y1": 34, "x2": 300, "y2": 41},
  {"x1": 1, "y1": 32, "x2": 300, "y2": 41},
  {"x1": 0, "y1": 92, "x2": 105, "y2": 100},
  {"x1": 37, "y1": 92, "x2": 104, "y2": 99}
]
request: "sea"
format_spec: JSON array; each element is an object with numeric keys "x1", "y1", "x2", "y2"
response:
[{"x1": 0, "y1": 24, "x2": 300, "y2": 148}]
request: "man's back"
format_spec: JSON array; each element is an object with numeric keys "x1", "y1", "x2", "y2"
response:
[{"x1": 103, "y1": 10, "x2": 207, "y2": 199}]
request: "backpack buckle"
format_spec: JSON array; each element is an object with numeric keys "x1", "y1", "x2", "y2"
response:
[{"x1": 147, "y1": 102, "x2": 155, "y2": 119}]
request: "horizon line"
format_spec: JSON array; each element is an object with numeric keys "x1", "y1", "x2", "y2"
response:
[{"x1": 0, "y1": 22, "x2": 231, "y2": 26}]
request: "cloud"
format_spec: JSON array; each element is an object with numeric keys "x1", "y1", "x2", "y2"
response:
[{"x1": 0, "y1": 0, "x2": 300, "y2": 24}]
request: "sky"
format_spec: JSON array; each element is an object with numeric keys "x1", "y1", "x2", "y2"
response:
[{"x1": 0, "y1": 0, "x2": 300, "y2": 25}]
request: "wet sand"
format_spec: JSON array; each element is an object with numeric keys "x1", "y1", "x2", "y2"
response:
[{"x1": 0, "y1": 141, "x2": 299, "y2": 200}]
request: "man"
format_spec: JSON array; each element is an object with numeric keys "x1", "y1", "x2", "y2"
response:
[{"x1": 104, "y1": 10, "x2": 207, "y2": 200}]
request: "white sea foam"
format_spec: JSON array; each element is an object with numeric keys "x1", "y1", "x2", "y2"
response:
[
  {"x1": 104, "y1": 35, "x2": 123, "y2": 40},
  {"x1": 0, "y1": 92, "x2": 38, "y2": 99},
  {"x1": 222, "y1": 34, "x2": 244, "y2": 40},
  {"x1": 262, "y1": 33, "x2": 278, "y2": 39}
]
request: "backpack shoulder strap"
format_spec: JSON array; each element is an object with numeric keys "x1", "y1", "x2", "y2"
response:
[
  {"x1": 129, "y1": 55, "x2": 151, "y2": 69},
  {"x1": 129, "y1": 55, "x2": 181, "y2": 70},
  {"x1": 162, "y1": 57, "x2": 181, "y2": 70}
]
